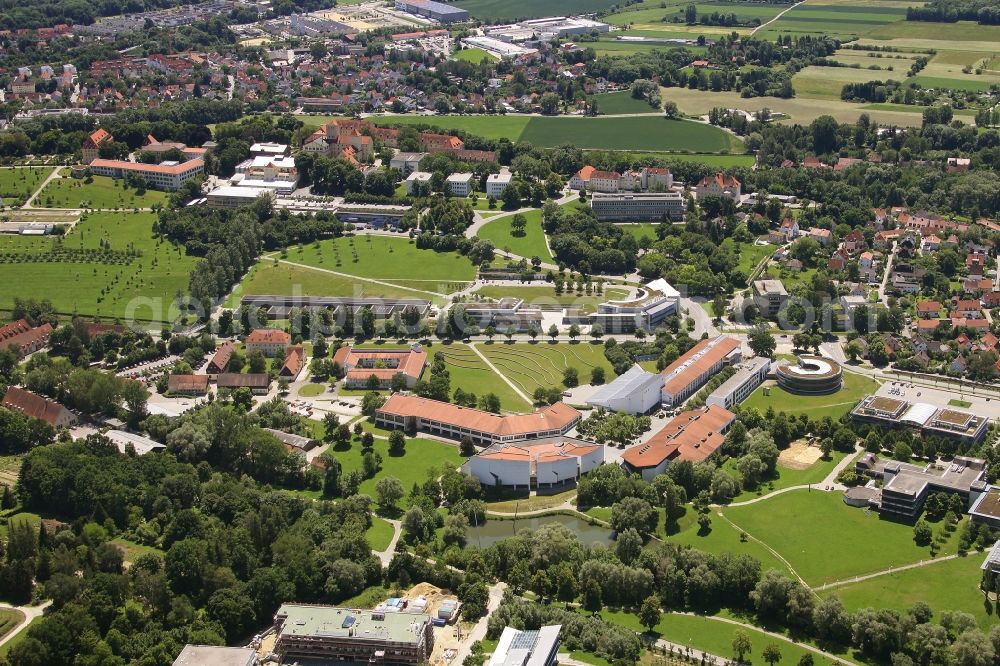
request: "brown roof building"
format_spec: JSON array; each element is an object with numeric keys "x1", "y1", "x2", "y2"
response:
[
  {"x1": 660, "y1": 336, "x2": 742, "y2": 405},
  {"x1": 207, "y1": 340, "x2": 235, "y2": 375},
  {"x1": 217, "y1": 373, "x2": 271, "y2": 394},
  {"x1": 375, "y1": 395, "x2": 581, "y2": 446},
  {"x1": 167, "y1": 374, "x2": 210, "y2": 395},
  {"x1": 0, "y1": 320, "x2": 53, "y2": 357},
  {"x1": 1, "y1": 386, "x2": 76, "y2": 428},
  {"x1": 332, "y1": 345, "x2": 427, "y2": 389},
  {"x1": 246, "y1": 329, "x2": 291, "y2": 357},
  {"x1": 279, "y1": 345, "x2": 306, "y2": 380},
  {"x1": 621, "y1": 405, "x2": 735, "y2": 480}
]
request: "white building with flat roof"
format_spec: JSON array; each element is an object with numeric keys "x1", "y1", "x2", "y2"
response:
[
  {"x1": 590, "y1": 278, "x2": 679, "y2": 333},
  {"x1": 172, "y1": 645, "x2": 257, "y2": 666},
  {"x1": 587, "y1": 364, "x2": 663, "y2": 414},
  {"x1": 489, "y1": 626, "x2": 561, "y2": 666},
  {"x1": 250, "y1": 142, "x2": 288, "y2": 157},
  {"x1": 406, "y1": 170, "x2": 433, "y2": 195},
  {"x1": 446, "y1": 172, "x2": 474, "y2": 197},
  {"x1": 486, "y1": 172, "x2": 513, "y2": 198},
  {"x1": 207, "y1": 185, "x2": 275, "y2": 209},
  {"x1": 706, "y1": 356, "x2": 770, "y2": 409}
]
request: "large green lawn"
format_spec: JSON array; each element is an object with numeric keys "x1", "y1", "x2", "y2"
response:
[
  {"x1": 723, "y1": 449, "x2": 853, "y2": 503},
  {"x1": 663, "y1": 507, "x2": 793, "y2": 576},
  {"x1": 0, "y1": 167, "x2": 49, "y2": 206},
  {"x1": 282, "y1": 236, "x2": 476, "y2": 290},
  {"x1": 37, "y1": 173, "x2": 167, "y2": 209},
  {"x1": 595, "y1": 610, "x2": 846, "y2": 666},
  {"x1": 366, "y1": 517, "x2": 396, "y2": 550},
  {"x1": 519, "y1": 116, "x2": 743, "y2": 153},
  {"x1": 317, "y1": 429, "x2": 464, "y2": 507},
  {"x1": 740, "y1": 371, "x2": 879, "y2": 421},
  {"x1": 436, "y1": 343, "x2": 532, "y2": 411},
  {"x1": 453, "y1": 47, "x2": 497, "y2": 64},
  {"x1": 479, "y1": 342, "x2": 617, "y2": 396},
  {"x1": 0, "y1": 211, "x2": 197, "y2": 324},
  {"x1": 477, "y1": 209, "x2": 554, "y2": 261},
  {"x1": 595, "y1": 91, "x2": 663, "y2": 115},
  {"x1": 829, "y1": 553, "x2": 999, "y2": 629},
  {"x1": 723, "y1": 490, "x2": 957, "y2": 586}
]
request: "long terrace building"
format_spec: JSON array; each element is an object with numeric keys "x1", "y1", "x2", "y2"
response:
[
  {"x1": 240, "y1": 295, "x2": 431, "y2": 322},
  {"x1": 589, "y1": 191, "x2": 685, "y2": 221},
  {"x1": 89, "y1": 158, "x2": 204, "y2": 191},
  {"x1": 274, "y1": 604, "x2": 433, "y2": 665},
  {"x1": 660, "y1": 335, "x2": 742, "y2": 406},
  {"x1": 375, "y1": 394, "x2": 581, "y2": 446}
]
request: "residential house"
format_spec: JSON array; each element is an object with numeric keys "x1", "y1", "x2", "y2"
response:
[
  {"x1": 82, "y1": 128, "x2": 113, "y2": 164},
  {"x1": 779, "y1": 218, "x2": 799, "y2": 241},
  {"x1": 695, "y1": 173, "x2": 741, "y2": 201},
  {"x1": 0, "y1": 319, "x2": 52, "y2": 356},
  {"x1": 916, "y1": 301, "x2": 942, "y2": 319},
  {"x1": 953, "y1": 299, "x2": 983, "y2": 319},
  {"x1": 809, "y1": 227, "x2": 832, "y2": 246},
  {"x1": 207, "y1": 341, "x2": 235, "y2": 376}
]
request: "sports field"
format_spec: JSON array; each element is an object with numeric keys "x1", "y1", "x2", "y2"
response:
[
  {"x1": 829, "y1": 551, "x2": 996, "y2": 628},
  {"x1": 739, "y1": 371, "x2": 879, "y2": 421},
  {"x1": 723, "y1": 490, "x2": 960, "y2": 586},
  {"x1": 453, "y1": 47, "x2": 497, "y2": 64},
  {"x1": 451, "y1": 0, "x2": 619, "y2": 20},
  {"x1": 281, "y1": 236, "x2": 476, "y2": 291},
  {"x1": 0, "y1": 167, "x2": 49, "y2": 206},
  {"x1": 479, "y1": 342, "x2": 617, "y2": 396},
  {"x1": 37, "y1": 172, "x2": 168, "y2": 209},
  {"x1": 477, "y1": 209, "x2": 554, "y2": 261},
  {"x1": 435, "y1": 343, "x2": 532, "y2": 411},
  {"x1": 0, "y1": 211, "x2": 196, "y2": 324}
]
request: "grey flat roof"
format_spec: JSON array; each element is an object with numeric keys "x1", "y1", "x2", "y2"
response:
[
  {"x1": 276, "y1": 604, "x2": 430, "y2": 644},
  {"x1": 588, "y1": 365, "x2": 662, "y2": 403},
  {"x1": 171, "y1": 645, "x2": 255, "y2": 666}
]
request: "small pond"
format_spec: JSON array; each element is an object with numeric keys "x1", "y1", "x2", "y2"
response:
[{"x1": 467, "y1": 513, "x2": 613, "y2": 548}]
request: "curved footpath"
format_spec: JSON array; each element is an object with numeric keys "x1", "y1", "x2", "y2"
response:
[{"x1": 0, "y1": 601, "x2": 51, "y2": 649}]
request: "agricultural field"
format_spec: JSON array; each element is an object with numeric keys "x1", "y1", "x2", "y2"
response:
[
  {"x1": 828, "y1": 553, "x2": 998, "y2": 628},
  {"x1": 435, "y1": 343, "x2": 532, "y2": 411},
  {"x1": 661, "y1": 86, "x2": 927, "y2": 126},
  {"x1": 757, "y1": 1, "x2": 909, "y2": 39},
  {"x1": 0, "y1": 211, "x2": 197, "y2": 324},
  {"x1": 37, "y1": 172, "x2": 167, "y2": 210},
  {"x1": 519, "y1": 116, "x2": 744, "y2": 153},
  {"x1": 864, "y1": 20, "x2": 1000, "y2": 44},
  {"x1": 828, "y1": 48, "x2": 922, "y2": 70},
  {"x1": 792, "y1": 65, "x2": 906, "y2": 101},
  {"x1": 723, "y1": 490, "x2": 959, "y2": 586},
  {"x1": 0, "y1": 167, "x2": 49, "y2": 207},
  {"x1": 452, "y1": 47, "x2": 497, "y2": 64},
  {"x1": 451, "y1": 0, "x2": 619, "y2": 21},
  {"x1": 477, "y1": 209, "x2": 554, "y2": 261},
  {"x1": 739, "y1": 371, "x2": 880, "y2": 421},
  {"x1": 479, "y1": 342, "x2": 617, "y2": 396},
  {"x1": 606, "y1": 0, "x2": 788, "y2": 30}
]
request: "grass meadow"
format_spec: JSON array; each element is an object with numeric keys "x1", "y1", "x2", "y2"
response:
[
  {"x1": 740, "y1": 371, "x2": 879, "y2": 421},
  {"x1": 519, "y1": 116, "x2": 743, "y2": 152},
  {"x1": 723, "y1": 490, "x2": 958, "y2": 586},
  {"x1": 477, "y1": 209, "x2": 554, "y2": 261},
  {"x1": 435, "y1": 343, "x2": 532, "y2": 411},
  {"x1": 0, "y1": 167, "x2": 49, "y2": 206},
  {"x1": 38, "y1": 172, "x2": 167, "y2": 209}
]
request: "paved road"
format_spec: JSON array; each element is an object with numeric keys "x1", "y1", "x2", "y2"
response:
[
  {"x1": 876, "y1": 245, "x2": 897, "y2": 304},
  {"x1": 0, "y1": 601, "x2": 50, "y2": 649},
  {"x1": 373, "y1": 518, "x2": 402, "y2": 567},
  {"x1": 452, "y1": 582, "x2": 507, "y2": 666},
  {"x1": 814, "y1": 554, "x2": 959, "y2": 592}
]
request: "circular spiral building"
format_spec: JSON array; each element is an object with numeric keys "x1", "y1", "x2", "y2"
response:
[{"x1": 775, "y1": 355, "x2": 843, "y2": 395}]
